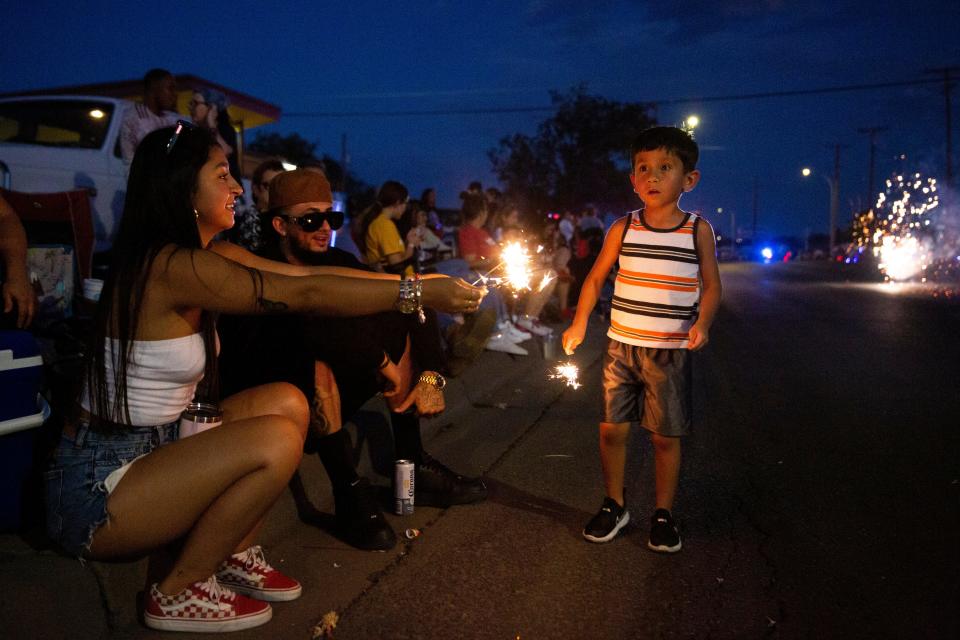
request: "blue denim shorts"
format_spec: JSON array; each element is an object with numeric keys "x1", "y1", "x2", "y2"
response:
[{"x1": 44, "y1": 420, "x2": 178, "y2": 559}]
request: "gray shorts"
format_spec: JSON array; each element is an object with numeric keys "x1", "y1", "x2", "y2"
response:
[{"x1": 601, "y1": 338, "x2": 691, "y2": 436}]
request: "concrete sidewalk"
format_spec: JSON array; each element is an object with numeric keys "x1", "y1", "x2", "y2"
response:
[{"x1": 0, "y1": 320, "x2": 604, "y2": 639}]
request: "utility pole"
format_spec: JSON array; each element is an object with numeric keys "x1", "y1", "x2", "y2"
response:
[
  {"x1": 924, "y1": 66, "x2": 958, "y2": 187},
  {"x1": 751, "y1": 176, "x2": 758, "y2": 238},
  {"x1": 827, "y1": 143, "x2": 848, "y2": 255},
  {"x1": 857, "y1": 126, "x2": 888, "y2": 210}
]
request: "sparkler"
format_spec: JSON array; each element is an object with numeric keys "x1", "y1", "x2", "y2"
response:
[
  {"x1": 470, "y1": 241, "x2": 536, "y2": 293},
  {"x1": 549, "y1": 361, "x2": 581, "y2": 389}
]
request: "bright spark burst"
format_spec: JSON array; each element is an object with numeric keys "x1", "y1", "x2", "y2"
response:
[
  {"x1": 501, "y1": 242, "x2": 533, "y2": 291},
  {"x1": 537, "y1": 269, "x2": 557, "y2": 292},
  {"x1": 851, "y1": 170, "x2": 953, "y2": 286},
  {"x1": 549, "y1": 362, "x2": 581, "y2": 389},
  {"x1": 877, "y1": 235, "x2": 925, "y2": 281}
]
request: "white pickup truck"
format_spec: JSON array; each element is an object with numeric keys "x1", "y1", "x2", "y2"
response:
[{"x1": 0, "y1": 95, "x2": 132, "y2": 252}]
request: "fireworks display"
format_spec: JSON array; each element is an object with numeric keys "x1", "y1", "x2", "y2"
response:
[
  {"x1": 851, "y1": 170, "x2": 959, "y2": 293},
  {"x1": 549, "y1": 362, "x2": 581, "y2": 389}
]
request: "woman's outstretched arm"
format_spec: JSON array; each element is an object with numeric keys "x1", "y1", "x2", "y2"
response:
[{"x1": 153, "y1": 245, "x2": 480, "y2": 317}]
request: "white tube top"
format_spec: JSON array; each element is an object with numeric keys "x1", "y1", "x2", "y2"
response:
[{"x1": 82, "y1": 333, "x2": 207, "y2": 426}]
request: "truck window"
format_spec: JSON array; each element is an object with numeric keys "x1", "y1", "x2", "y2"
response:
[{"x1": 0, "y1": 100, "x2": 114, "y2": 150}]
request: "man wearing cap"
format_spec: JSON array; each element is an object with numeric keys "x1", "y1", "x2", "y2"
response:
[{"x1": 217, "y1": 170, "x2": 487, "y2": 551}]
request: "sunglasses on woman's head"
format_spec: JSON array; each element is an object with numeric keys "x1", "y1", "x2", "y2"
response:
[
  {"x1": 279, "y1": 209, "x2": 344, "y2": 232},
  {"x1": 165, "y1": 120, "x2": 197, "y2": 154}
]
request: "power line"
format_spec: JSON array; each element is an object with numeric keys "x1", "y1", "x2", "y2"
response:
[{"x1": 283, "y1": 77, "x2": 942, "y2": 119}]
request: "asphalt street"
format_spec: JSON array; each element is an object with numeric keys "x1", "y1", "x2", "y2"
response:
[
  {"x1": 332, "y1": 263, "x2": 960, "y2": 639},
  {"x1": 2, "y1": 262, "x2": 957, "y2": 639}
]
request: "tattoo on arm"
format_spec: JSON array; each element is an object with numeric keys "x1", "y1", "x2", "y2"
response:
[{"x1": 257, "y1": 297, "x2": 288, "y2": 312}]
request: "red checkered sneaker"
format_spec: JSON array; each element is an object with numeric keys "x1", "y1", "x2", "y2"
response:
[
  {"x1": 144, "y1": 575, "x2": 272, "y2": 633},
  {"x1": 215, "y1": 545, "x2": 302, "y2": 602}
]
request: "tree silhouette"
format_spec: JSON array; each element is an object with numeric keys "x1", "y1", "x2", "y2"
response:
[{"x1": 489, "y1": 87, "x2": 655, "y2": 215}]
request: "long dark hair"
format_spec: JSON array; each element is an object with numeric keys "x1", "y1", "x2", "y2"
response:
[
  {"x1": 85, "y1": 125, "x2": 220, "y2": 425},
  {"x1": 356, "y1": 180, "x2": 408, "y2": 256}
]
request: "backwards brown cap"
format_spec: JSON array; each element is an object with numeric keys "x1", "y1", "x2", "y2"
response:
[{"x1": 268, "y1": 169, "x2": 333, "y2": 211}]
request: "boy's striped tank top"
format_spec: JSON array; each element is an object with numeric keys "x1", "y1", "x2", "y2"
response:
[{"x1": 607, "y1": 209, "x2": 702, "y2": 349}]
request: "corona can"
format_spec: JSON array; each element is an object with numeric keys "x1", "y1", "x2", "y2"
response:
[{"x1": 394, "y1": 459, "x2": 415, "y2": 515}]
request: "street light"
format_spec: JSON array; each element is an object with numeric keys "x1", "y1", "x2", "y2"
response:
[
  {"x1": 685, "y1": 114, "x2": 700, "y2": 130},
  {"x1": 801, "y1": 167, "x2": 839, "y2": 256}
]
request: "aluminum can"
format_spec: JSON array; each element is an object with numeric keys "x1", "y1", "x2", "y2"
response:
[
  {"x1": 394, "y1": 459, "x2": 415, "y2": 515},
  {"x1": 179, "y1": 402, "x2": 223, "y2": 438}
]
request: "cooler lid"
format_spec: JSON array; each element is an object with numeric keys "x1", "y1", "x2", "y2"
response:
[
  {"x1": 0, "y1": 330, "x2": 43, "y2": 371},
  {"x1": 0, "y1": 330, "x2": 41, "y2": 359}
]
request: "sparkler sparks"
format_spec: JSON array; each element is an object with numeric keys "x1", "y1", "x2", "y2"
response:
[
  {"x1": 501, "y1": 241, "x2": 533, "y2": 291},
  {"x1": 537, "y1": 269, "x2": 557, "y2": 292},
  {"x1": 471, "y1": 241, "x2": 537, "y2": 293},
  {"x1": 549, "y1": 362, "x2": 581, "y2": 389}
]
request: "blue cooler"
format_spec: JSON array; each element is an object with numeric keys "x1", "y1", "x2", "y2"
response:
[{"x1": 0, "y1": 331, "x2": 47, "y2": 531}]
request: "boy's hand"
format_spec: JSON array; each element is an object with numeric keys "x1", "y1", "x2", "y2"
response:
[
  {"x1": 562, "y1": 323, "x2": 586, "y2": 355},
  {"x1": 687, "y1": 323, "x2": 709, "y2": 351}
]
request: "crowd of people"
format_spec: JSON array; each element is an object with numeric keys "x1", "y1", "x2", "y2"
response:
[{"x1": 0, "y1": 68, "x2": 720, "y2": 634}]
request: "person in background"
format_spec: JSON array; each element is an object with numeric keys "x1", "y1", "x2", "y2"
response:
[
  {"x1": 543, "y1": 223, "x2": 574, "y2": 320},
  {"x1": 44, "y1": 124, "x2": 482, "y2": 633},
  {"x1": 189, "y1": 88, "x2": 241, "y2": 183},
  {"x1": 490, "y1": 205, "x2": 520, "y2": 244},
  {"x1": 413, "y1": 203, "x2": 452, "y2": 267},
  {"x1": 398, "y1": 202, "x2": 450, "y2": 270},
  {"x1": 0, "y1": 192, "x2": 36, "y2": 328},
  {"x1": 420, "y1": 188, "x2": 443, "y2": 236},
  {"x1": 227, "y1": 158, "x2": 286, "y2": 252},
  {"x1": 558, "y1": 210, "x2": 576, "y2": 245},
  {"x1": 358, "y1": 181, "x2": 420, "y2": 276},
  {"x1": 119, "y1": 68, "x2": 180, "y2": 163},
  {"x1": 484, "y1": 187, "x2": 503, "y2": 232},
  {"x1": 578, "y1": 206, "x2": 604, "y2": 233}
]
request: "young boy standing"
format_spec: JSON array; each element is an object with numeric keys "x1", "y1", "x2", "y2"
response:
[{"x1": 562, "y1": 126, "x2": 722, "y2": 552}]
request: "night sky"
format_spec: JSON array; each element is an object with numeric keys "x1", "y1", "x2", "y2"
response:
[{"x1": 2, "y1": 0, "x2": 957, "y2": 238}]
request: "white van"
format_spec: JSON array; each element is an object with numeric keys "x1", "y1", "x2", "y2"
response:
[{"x1": 0, "y1": 95, "x2": 132, "y2": 251}]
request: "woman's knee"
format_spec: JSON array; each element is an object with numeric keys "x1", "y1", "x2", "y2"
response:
[
  {"x1": 266, "y1": 382, "x2": 309, "y2": 436},
  {"x1": 260, "y1": 416, "x2": 305, "y2": 471}
]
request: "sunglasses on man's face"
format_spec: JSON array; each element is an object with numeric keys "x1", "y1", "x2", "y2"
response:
[{"x1": 279, "y1": 209, "x2": 344, "y2": 232}]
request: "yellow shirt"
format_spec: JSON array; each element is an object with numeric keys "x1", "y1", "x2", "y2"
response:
[{"x1": 365, "y1": 214, "x2": 412, "y2": 276}]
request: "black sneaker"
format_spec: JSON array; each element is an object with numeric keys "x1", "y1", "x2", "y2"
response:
[
  {"x1": 415, "y1": 453, "x2": 488, "y2": 507},
  {"x1": 334, "y1": 478, "x2": 397, "y2": 551},
  {"x1": 647, "y1": 508, "x2": 682, "y2": 553},
  {"x1": 582, "y1": 497, "x2": 630, "y2": 543}
]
